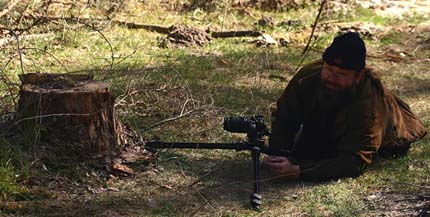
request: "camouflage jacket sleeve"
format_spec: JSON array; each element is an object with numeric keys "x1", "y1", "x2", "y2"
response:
[
  {"x1": 269, "y1": 60, "x2": 323, "y2": 150},
  {"x1": 293, "y1": 154, "x2": 367, "y2": 181},
  {"x1": 269, "y1": 70, "x2": 304, "y2": 150}
]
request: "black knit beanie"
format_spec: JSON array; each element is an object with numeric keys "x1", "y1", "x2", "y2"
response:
[{"x1": 322, "y1": 32, "x2": 366, "y2": 71}]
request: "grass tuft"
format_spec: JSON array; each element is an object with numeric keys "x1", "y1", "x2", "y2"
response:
[{"x1": 0, "y1": 139, "x2": 29, "y2": 202}]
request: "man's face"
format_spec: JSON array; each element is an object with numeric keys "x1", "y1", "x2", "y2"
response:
[{"x1": 320, "y1": 62, "x2": 359, "y2": 95}]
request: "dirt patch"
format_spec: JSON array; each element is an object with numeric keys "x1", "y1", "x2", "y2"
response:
[
  {"x1": 185, "y1": 0, "x2": 220, "y2": 12},
  {"x1": 356, "y1": 0, "x2": 430, "y2": 18},
  {"x1": 376, "y1": 25, "x2": 430, "y2": 60},
  {"x1": 258, "y1": 15, "x2": 276, "y2": 27},
  {"x1": 365, "y1": 192, "x2": 430, "y2": 216},
  {"x1": 185, "y1": 0, "x2": 315, "y2": 11},
  {"x1": 319, "y1": 21, "x2": 385, "y2": 40},
  {"x1": 247, "y1": 0, "x2": 316, "y2": 11},
  {"x1": 159, "y1": 25, "x2": 212, "y2": 48}
]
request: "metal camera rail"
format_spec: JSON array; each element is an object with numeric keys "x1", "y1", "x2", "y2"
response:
[{"x1": 145, "y1": 116, "x2": 289, "y2": 210}]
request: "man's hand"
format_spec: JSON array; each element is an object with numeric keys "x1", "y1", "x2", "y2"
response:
[{"x1": 263, "y1": 156, "x2": 300, "y2": 180}]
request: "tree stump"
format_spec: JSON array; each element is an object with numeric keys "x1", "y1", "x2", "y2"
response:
[{"x1": 15, "y1": 73, "x2": 124, "y2": 161}]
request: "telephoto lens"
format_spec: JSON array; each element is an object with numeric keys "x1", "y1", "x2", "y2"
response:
[
  {"x1": 223, "y1": 116, "x2": 259, "y2": 136},
  {"x1": 223, "y1": 117, "x2": 253, "y2": 133}
]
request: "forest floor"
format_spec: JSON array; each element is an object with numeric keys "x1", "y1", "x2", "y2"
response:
[{"x1": 0, "y1": 0, "x2": 429, "y2": 216}]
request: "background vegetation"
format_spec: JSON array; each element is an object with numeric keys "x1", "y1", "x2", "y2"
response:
[{"x1": 0, "y1": 0, "x2": 429, "y2": 216}]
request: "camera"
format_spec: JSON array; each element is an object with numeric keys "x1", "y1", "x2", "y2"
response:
[{"x1": 223, "y1": 115, "x2": 269, "y2": 138}]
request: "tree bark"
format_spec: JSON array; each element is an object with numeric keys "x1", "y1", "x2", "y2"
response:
[{"x1": 15, "y1": 73, "x2": 124, "y2": 161}]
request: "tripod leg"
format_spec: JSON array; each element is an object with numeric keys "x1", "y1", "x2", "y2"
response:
[{"x1": 250, "y1": 147, "x2": 262, "y2": 210}]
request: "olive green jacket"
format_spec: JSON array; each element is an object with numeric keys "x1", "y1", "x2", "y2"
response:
[{"x1": 269, "y1": 60, "x2": 427, "y2": 181}]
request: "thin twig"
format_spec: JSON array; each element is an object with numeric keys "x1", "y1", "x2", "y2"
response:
[
  {"x1": 114, "y1": 78, "x2": 133, "y2": 107},
  {"x1": 111, "y1": 50, "x2": 138, "y2": 68},
  {"x1": 0, "y1": 68, "x2": 17, "y2": 108},
  {"x1": 189, "y1": 200, "x2": 209, "y2": 217},
  {"x1": 11, "y1": 31, "x2": 25, "y2": 75},
  {"x1": 93, "y1": 28, "x2": 115, "y2": 71},
  {"x1": 294, "y1": 0, "x2": 326, "y2": 73},
  {"x1": 188, "y1": 163, "x2": 224, "y2": 187},
  {"x1": 1, "y1": 54, "x2": 19, "y2": 73},
  {"x1": 13, "y1": 1, "x2": 31, "y2": 26},
  {"x1": 141, "y1": 109, "x2": 200, "y2": 132},
  {"x1": 301, "y1": 0, "x2": 326, "y2": 56},
  {"x1": 15, "y1": 111, "x2": 102, "y2": 124},
  {"x1": 180, "y1": 98, "x2": 193, "y2": 116},
  {"x1": 26, "y1": 14, "x2": 116, "y2": 70},
  {"x1": 1, "y1": 111, "x2": 102, "y2": 138},
  {"x1": 22, "y1": 47, "x2": 70, "y2": 73},
  {"x1": 196, "y1": 191, "x2": 222, "y2": 217}
]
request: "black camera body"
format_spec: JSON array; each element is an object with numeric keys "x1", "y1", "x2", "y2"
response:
[{"x1": 223, "y1": 115, "x2": 269, "y2": 139}]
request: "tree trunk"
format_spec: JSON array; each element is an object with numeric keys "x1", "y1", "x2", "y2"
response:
[{"x1": 15, "y1": 73, "x2": 124, "y2": 161}]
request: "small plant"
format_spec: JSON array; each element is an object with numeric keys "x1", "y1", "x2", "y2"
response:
[
  {"x1": 380, "y1": 31, "x2": 404, "y2": 45},
  {"x1": 0, "y1": 139, "x2": 29, "y2": 201}
]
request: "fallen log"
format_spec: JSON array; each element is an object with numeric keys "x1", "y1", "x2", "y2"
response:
[
  {"x1": 21, "y1": 14, "x2": 264, "y2": 38},
  {"x1": 114, "y1": 21, "x2": 171, "y2": 34},
  {"x1": 211, "y1": 30, "x2": 262, "y2": 38}
]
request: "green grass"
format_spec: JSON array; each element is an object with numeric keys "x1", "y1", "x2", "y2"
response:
[
  {"x1": 380, "y1": 31, "x2": 404, "y2": 45},
  {"x1": 0, "y1": 0, "x2": 429, "y2": 216},
  {"x1": 301, "y1": 183, "x2": 366, "y2": 216},
  {"x1": 0, "y1": 139, "x2": 29, "y2": 202}
]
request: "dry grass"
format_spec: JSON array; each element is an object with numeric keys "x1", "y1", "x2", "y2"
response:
[{"x1": 0, "y1": 0, "x2": 429, "y2": 216}]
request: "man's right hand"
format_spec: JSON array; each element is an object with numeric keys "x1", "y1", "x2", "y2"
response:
[{"x1": 262, "y1": 156, "x2": 300, "y2": 180}]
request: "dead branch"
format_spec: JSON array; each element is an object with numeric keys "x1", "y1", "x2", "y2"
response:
[
  {"x1": 0, "y1": 0, "x2": 21, "y2": 19},
  {"x1": 114, "y1": 21, "x2": 171, "y2": 34},
  {"x1": 211, "y1": 30, "x2": 262, "y2": 38},
  {"x1": 118, "y1": 21, "x2": 264, "y2": 38},
  {"x1": 301, "y1": 0, "x2": 326, "y2": 55},
  {"x1": 35, "y1": 15, "x2": 171, "y2": 34},
  {"x1": 24, "y1": 14, "x2": 265, "y2": 39}
]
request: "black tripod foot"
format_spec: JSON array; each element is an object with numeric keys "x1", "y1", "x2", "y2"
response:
[{"x1": 250, "y1": 193, "x2": 262, "y2": 210}]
